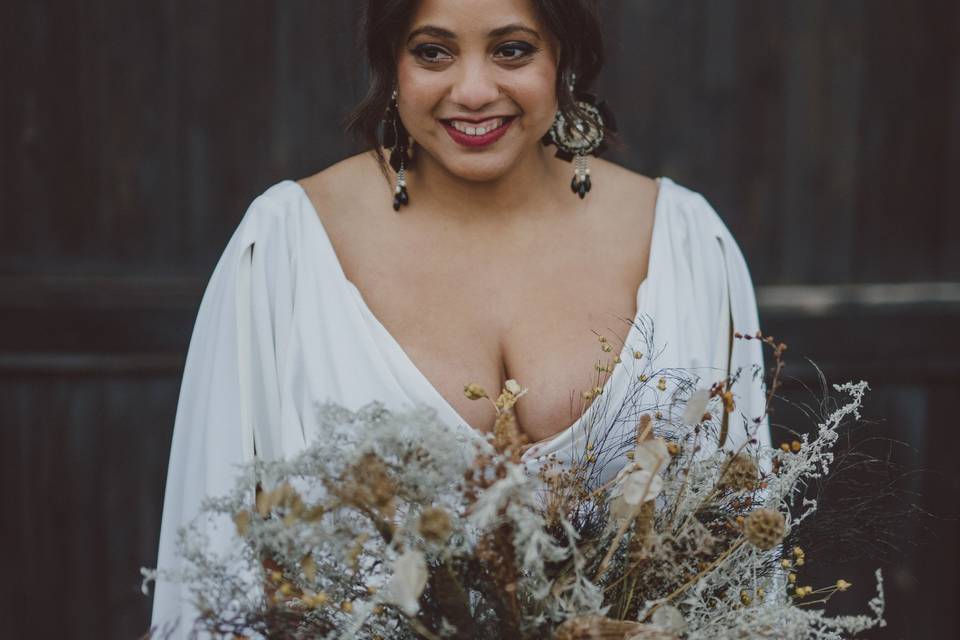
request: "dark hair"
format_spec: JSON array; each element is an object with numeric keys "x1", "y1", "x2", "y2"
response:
[{"x1": 345, "y1": 0, "x2": 611, "y2": 174}]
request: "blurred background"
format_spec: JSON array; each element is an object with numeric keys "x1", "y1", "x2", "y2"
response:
[{"x1": 2, "y1": 1, "x2": 958, "y2": 638}]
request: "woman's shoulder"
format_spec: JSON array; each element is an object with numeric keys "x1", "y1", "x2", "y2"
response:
[
  {"x1": 296, "y1": 151, "x2": 388, "y2": 225},
  {"x1": 588, "y1": 157, "x2": 659, "y2": 212}
]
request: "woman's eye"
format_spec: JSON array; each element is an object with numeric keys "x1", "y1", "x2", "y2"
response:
[
  {"x1": 411, "y1": 44, "x2": 452, "y2": 64},
  {"x1": 494, "y1": 42, "x2": 537, "y2": 60}
]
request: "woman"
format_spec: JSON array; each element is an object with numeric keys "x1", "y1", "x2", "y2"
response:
[{"x1": 150, "y1": 0, "x2": 772, "y2": 635}]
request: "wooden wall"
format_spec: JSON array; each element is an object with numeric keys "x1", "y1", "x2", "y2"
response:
[{"x1": 1, "y1": 1, "x2": 958, "y2": 638}]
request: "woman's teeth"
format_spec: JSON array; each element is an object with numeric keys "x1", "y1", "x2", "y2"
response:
[{"x1": 448, "y1": 117, "x2": 506, "y2": 136}]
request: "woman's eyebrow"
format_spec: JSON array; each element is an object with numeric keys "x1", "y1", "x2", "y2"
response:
[
  {"x1": 487, "y1": 24, "x2": 542, "y2": 41},
  {"x1": 406, "y1": 23, "x2": 542, "y2": 43},
  {"x1": 407, "y1": 25, "x2": 456, "y2": 42}
]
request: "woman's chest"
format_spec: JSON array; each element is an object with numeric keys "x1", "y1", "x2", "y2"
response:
[{"x1": 333, "y1": 220, "x2": 651, "y2": 443}]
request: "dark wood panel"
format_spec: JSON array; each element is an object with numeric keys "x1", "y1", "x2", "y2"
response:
[
  {"x1": 853, "y1": 0, "x2": 960, "y2": 283},
  {"x1": 768, "y1": 379, "x2": 960, "y2": 640},
  {"x1": 1, "y1": 377, "x2": 176, "y2": 639}
]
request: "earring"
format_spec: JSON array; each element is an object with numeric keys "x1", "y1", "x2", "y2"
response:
[
  {"x1": 383, "y1": 88, "x2": 410, "y2": 211},
  {"x1": 543, "y1": 73, "x2": 617, "y2": 199}
]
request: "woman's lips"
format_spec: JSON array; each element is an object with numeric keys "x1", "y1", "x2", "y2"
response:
[{"x1": 441, "y1": 116, "x2": 515, "y2": 148}]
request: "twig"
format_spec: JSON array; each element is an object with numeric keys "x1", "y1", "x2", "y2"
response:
[{"x1": 641, "y1": 537, "x2": 746, "y2": 622}]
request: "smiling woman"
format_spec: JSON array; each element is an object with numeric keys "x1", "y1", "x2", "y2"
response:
[
  {"x1": 347, "y1": 0, "x2": 609, "y2": 186},
  {"x1": 149, "y1": 0, "x2": 772, "y2": 635}
]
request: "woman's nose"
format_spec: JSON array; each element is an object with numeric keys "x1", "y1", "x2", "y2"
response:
[{"x1": 448, "y1": 60, "x2": 500, "y2": 111}]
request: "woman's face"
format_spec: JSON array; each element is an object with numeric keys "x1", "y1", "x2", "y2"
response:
[{"x1": 396, "y1": 0, "x2": 560, "y2": 183}]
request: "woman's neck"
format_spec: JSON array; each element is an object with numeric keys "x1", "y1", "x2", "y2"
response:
[{"x1": 402, "y1": 144, "x2": 573, "y2": 224}]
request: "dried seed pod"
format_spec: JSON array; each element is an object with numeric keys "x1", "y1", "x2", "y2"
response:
[
  {"x1": 717, "y1": 453, "x2": 759, "y2": 492},
  {"x1": 417, "y1": 506, "x2": 453, "y2": 543},
  {"x1": 743, "y1": 508, "x2": 786, "y2": 550}
]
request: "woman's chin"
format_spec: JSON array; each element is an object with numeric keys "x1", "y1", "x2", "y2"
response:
[{"x1": 437, "y1": 153, "x2": 523, "y2": 184}]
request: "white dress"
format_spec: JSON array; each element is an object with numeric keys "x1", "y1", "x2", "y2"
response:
[{"x1": 149, "y1": 176, "x2": 772, "y2": 636}]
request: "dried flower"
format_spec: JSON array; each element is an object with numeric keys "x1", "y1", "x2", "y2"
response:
[
  {"x1": 743, "y1": 508, "x2": 786, "y2": 550},
  {"x1": 721, "y1": 389, "x2": 735, "y2": 413},
  {"x1": 682, "y1": 388, "x2": 711, "y2": 425},
  {"x1": 504, "y1": 378, "x2": 524, "y2": 395},
  {"x1": 650, "y1": 603, "x2": 688, "y2": 634},
  {"x1": 418, "y1": 506, "x2": 453, "y2": 543},
  {"x1": 300, "y1": 554, "x2": 317, "y2": 582},
  {"x1": 716, "y1": 453, "x2": 759, "y2": 492},
  {"x1": 621, "y1": 469, "x2": 663, "y2": 505},
  {"x1": 233, "y1": 510, "x2": 251, "y2": 536},
  {"x1": 463, "y1": 383, "x2": 488, "y2": 400},
  {"x1": 633, "y1": 437, "x2": 670, "y2": 473},
  {"x1": 383, "y1": 550, "x2": 427, "y2": 617}
]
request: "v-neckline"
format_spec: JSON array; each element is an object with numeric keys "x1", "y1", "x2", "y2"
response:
[{"x1": 291, "y1": 177, "x2": 668, "y2": 457}]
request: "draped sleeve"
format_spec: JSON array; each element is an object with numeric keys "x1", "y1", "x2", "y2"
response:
[
  {"x1": 692, "y1": 190, "x2": 773, "y2": 461},
  {"x1": 150, "y1": 184, "x2": 297, "y2": 637}
]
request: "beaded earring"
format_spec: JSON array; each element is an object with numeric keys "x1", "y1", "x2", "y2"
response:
[
  {"x1": 383, "y1": 88, "x2": 411, "y2": 211},
  {"x1": 543, "y1": 73, "x2": 617, "y2": 199}
]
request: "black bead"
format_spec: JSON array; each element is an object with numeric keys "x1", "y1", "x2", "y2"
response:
[
  {"x1": 584, "y1": 175, "x2": 592, "y2": 192},
  {"x1": 399, "y1": 188, "x2": 409, "y2": 206},
  {"x1": 577, "y1": 183, "x2": 587, "y2": 199},
  {"x1": 393, "y1": 196, "x2": 401, "y2": 211},
  {"x1": 570, "y1": 176, "x2": 579, "y2": 193}
]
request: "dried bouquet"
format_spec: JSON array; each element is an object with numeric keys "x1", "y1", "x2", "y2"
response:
[{"x1": 143, "y1": 327, "x2": 887, "y2": 639}]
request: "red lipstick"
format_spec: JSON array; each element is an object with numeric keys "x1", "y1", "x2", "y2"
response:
[{"x1": 441, "y1": 117, "x2": 515, "y2": 149}]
